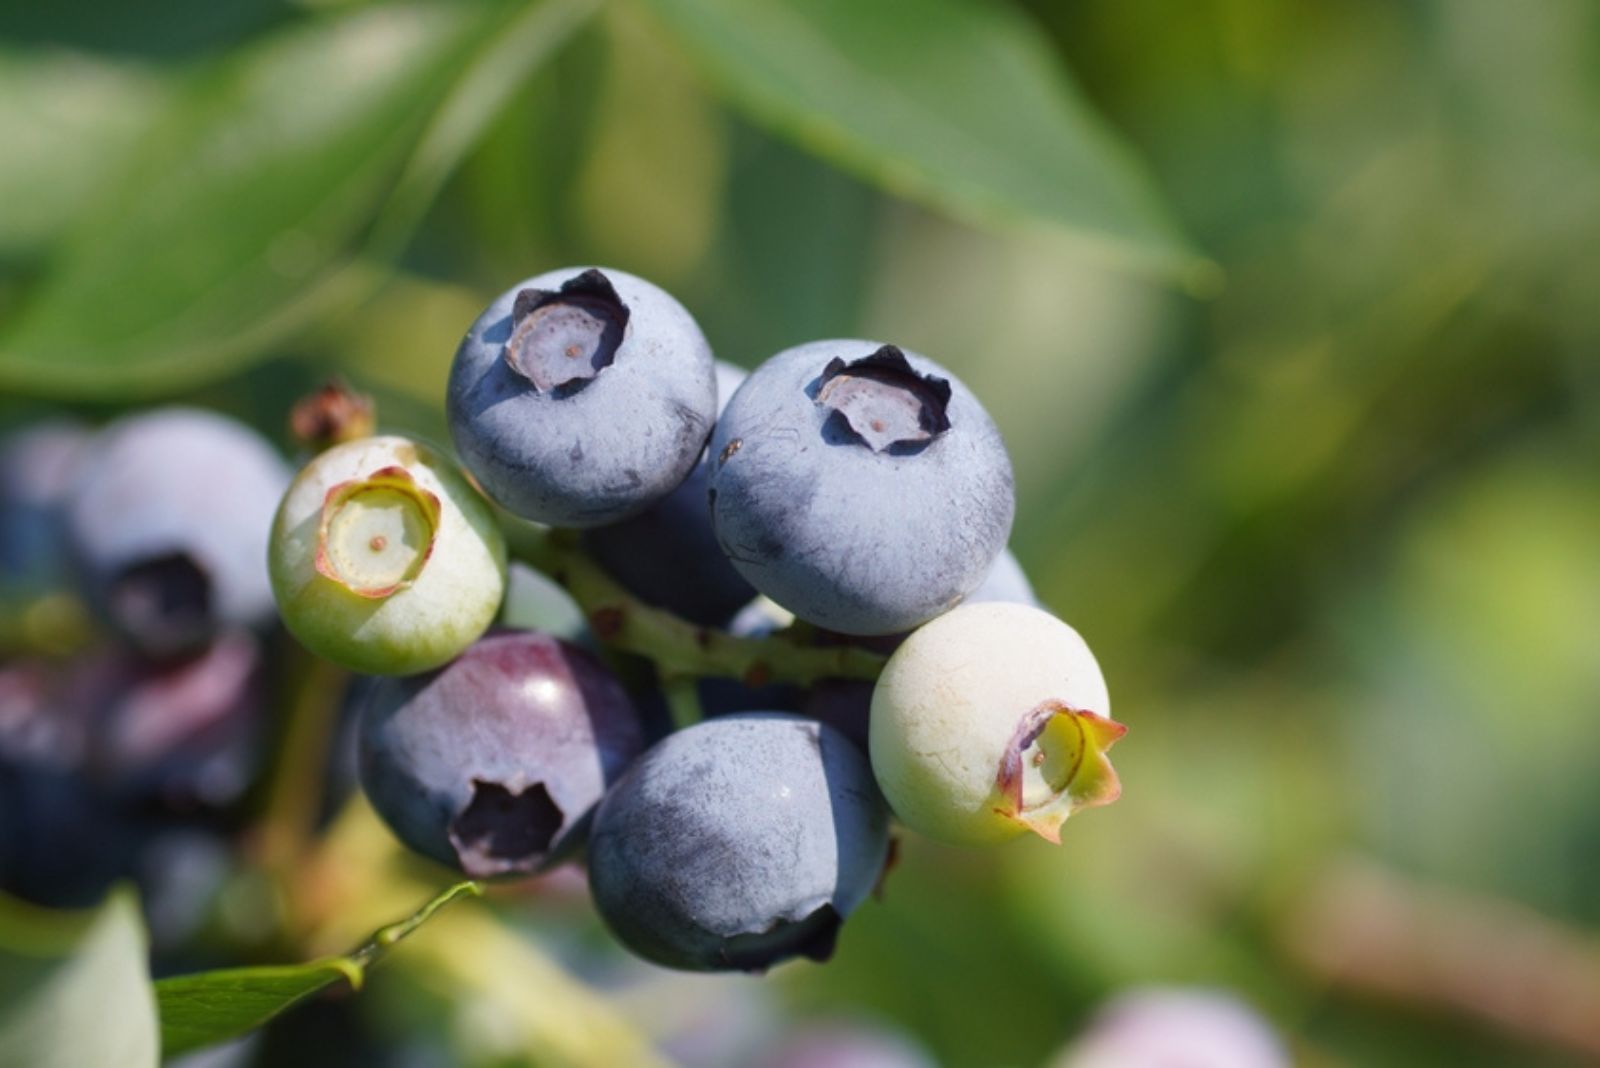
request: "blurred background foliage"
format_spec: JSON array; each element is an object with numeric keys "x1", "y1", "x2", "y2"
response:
[{"x1": 2, "y1": 0, "x2": 1599, "y2": 1065}]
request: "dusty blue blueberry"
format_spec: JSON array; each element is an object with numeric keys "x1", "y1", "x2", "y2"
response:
[
  {"x1": 359, "y1": 630, "x2": 646, "y2": 878},
  {"x1": 64, "y1": 408, "x2": 290, "y2": 657},
  {"x1": 447, "y1": 267, "x2": 717, "y2": 528},
  {"x1": 587, "y1": 713, "x2": 890, "y2": 972},
  {"x1": 583, "y1": 361, "x2": 756, "y2": 625},
  {"x1": 963, "y1": 547, "x2": 1039, "y2": 608},
  {"x1": 708, "y1": 341, "x2": 1014, "y2": 635}
]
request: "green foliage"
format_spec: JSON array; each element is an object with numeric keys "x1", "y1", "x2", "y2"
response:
[
  {"x1": 156, "y1": 882, "x2": 480, "y2": 1058},
  {"x1": 0, "y1": 1, "x2": 591, "y2": 399},
  {"x1": 645, "y1": 0, "x2": 1207, "y2": 283},
  {"x1": 4, "y1": 0, "x2": 1597, "y2": 1064},
  {"x1": 0, "y1": 892, "x2": 158, "y2": 1068},
  {"x1": 0, "y1": 0, "x2": 1194, "y2": 400}
]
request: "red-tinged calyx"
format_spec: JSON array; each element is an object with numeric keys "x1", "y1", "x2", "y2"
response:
[
  {"x1": 315, "y1": 466, "x2": 442, "y2": 599},
  {"x1": 993, "y1": 700, "x2": 1126, "y2": 844},
  {"x1": 815, "y1": 345, "x2": 952, "y2": 453},
  {"x1": 505, "y1": 269, "x2": 629, "y2": 392}
]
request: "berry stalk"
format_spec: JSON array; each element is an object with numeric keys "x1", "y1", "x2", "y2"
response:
[{"x1": 512, "y1": 528, "x2": 887, "y2": 686}]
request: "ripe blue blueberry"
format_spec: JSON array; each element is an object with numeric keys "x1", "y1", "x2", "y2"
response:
[
  {"x1": 64, "y1": 408, "x2": 290, "y2": 657},
  {"x1": 587, "y1": 714, "x2": 890, "y2": 972},
  {"x1": 446, "y1": 267, "x2": 717, "y2": 528},
  {"x1": 583, "y1": 361, "x2": 756, "y2": 625},
  {"x1": 359, "y1": 630, "x2": 646, "y2": 878},
  {"x1": 708, "y1": 341, "x2": 1014, "y2": 635}
]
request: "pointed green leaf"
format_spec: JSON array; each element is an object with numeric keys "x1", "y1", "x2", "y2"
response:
[
  {"x1": 156, "y1": 881, "x2": 480, "y2": 1058},
  {"x1": 0, "y1": 0, "x2": 595, "y2": 399},
  {"x1": 646, "y1": 0, "x2": 1209, "y2": 282}
]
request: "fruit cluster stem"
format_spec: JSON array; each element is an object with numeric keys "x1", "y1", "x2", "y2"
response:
[{"x1": 512, "y1": 528, "x2": 887, "y2": 687}]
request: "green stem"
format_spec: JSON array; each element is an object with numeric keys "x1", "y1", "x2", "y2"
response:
[
  {"x1": 352, "y1": 881, "x2": 483, "y2": 967},
  {"x1": 516, "y1": 530, "x2": 887, "y2": 686},
  {"x1": 254, "y1": 643, "x2": 347, "y2": 881},
  {"x1": 661, "y1": 674, "x2": 704, "y2": 730}
]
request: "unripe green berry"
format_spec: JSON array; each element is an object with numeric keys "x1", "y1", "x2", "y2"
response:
[
  {"x1": 268, "y1": 435, "x2": 506, "y2": 675},
  {"x1": 868, "y1": 602, "x2": 1123, "y2": 846}
]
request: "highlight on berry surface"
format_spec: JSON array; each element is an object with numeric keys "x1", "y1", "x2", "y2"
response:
[{"x1": 358, "y1": 630, "x2": 647, "y2": 879}]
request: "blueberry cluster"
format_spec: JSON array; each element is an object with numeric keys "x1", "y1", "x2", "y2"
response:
[
  {"x1": 0, "y1": 267, "x2": 1126, "y2": 992},
  {"x1": 265, "y1": 265, "x2": 1128, "y2": 973},
  {"x1": 0, "y1": 410, "x2": 290, "y2": 909}
]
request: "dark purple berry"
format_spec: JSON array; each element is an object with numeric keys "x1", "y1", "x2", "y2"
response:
[{"x1": 358, "y1": 631, "x2": 647, "y2": 878}]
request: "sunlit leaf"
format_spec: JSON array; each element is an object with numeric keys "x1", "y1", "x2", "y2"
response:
[
  {"x1": 156, "y1": 881, "x2": 480, "y2": 1058},
  {"x1": 0, "y1": 0, "x2": 597, "y2": 399}
]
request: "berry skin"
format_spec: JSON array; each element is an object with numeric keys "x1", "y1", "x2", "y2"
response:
[
  {"x1": 708, "y1": 341, "x2": 1014, "y2": 635},
  {"x1": 963, "y1": 547, "x2": 1039, "y2": 608},
  {"x1": 64, "y1": 408, "x2": 290, "y2": 657},
  {"x1": 583, "y1": 361, "x2": 756, "y2": 625},
  {"x1": 868, "y1": 602, "x2": 1124, "y2": 846},
  {"x1": 358, "y1": 630, "x2": 646, "y2": 878},
  {"x1": 269, "y1": 435, "x2": 506, "y2": 675},
  {"x1": 588, "y1": 714, "x2": 889, "y2": 972},
  {"x1": 446, "y1": 266, "x2": 717, "y2": 528}
]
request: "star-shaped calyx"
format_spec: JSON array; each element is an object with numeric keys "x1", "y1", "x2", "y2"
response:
[
  {"x1": 992, "y1": 700, "x2": 1126, "y2": 844},
  {"x1": 504, "y1": 269, "x2": 631, "y2": 392},
  {"x1": 814, "y1": 345, "x2": 952, "y2": 453},
  {"x1": 314, "y1": 466, "x2": 442, "y2": 599}
]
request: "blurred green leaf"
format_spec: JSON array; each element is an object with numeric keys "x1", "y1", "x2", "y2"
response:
[
  {"x1": 0, "y1": 890, "x2": 158, "y2": 1068},
  {"x1": 156, "y1": 881, "x2": 479, "y2": 1058},
  {"x1": 0, "y1": 52, "x2": 169, "y2": 258},
  {"x1": 570, "y1": 5, "x2": 728, "y2": 284},
  {"x1": 0, "y1": 0, "x2": 596, "y2": 399},
  {"x1": 644, "y1": 0, "x2": 1208, "y2": 283},
  {"x1": 692, "y1": 123, "x2": 875, "y2": 364}
]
